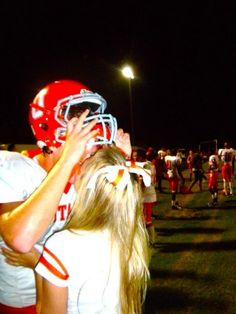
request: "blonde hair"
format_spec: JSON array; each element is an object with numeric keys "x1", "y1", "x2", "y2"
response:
[{"x1": 66, "y1": 147, "x2": 150, "y2": 314}]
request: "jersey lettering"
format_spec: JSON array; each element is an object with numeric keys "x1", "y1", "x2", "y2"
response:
[{"x1": 53, "y1": 203, "x2": 71, "y2": 222}]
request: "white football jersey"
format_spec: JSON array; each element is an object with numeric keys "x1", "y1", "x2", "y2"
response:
[{"x1": 0, "y1": 151, "x2": 76, "y2": 307}]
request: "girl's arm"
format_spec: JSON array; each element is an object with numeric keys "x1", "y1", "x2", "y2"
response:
[{"x1": 36, "y1": 273, "x2": 67, "y2": 314}]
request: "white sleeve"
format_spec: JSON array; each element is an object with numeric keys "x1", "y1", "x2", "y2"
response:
[
  {"x1": 35, "y1": 234, "x2": 69, "y2": 287},
  {"x1": 0, "y1": 151, "x2": 46, "y2": 203}
]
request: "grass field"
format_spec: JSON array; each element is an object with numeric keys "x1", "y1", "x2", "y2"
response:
[{"x1": 143, "y1": 168, "x2": 236, "y2": 314}]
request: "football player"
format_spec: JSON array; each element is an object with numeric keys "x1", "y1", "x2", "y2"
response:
[
  {"x1": 218, "y1": 142, "x2": 235, "y2": 196},
  {"x1": 0, "y1": 79, "x2": 131, "y2": 313}
]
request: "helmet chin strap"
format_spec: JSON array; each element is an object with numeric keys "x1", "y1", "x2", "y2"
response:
[
  {"x1": 37, "y1": 140, "x2": 53, "y2": 155},
  {"x1": 42, "y1": 146, "x2": 53, "y2": 155}
]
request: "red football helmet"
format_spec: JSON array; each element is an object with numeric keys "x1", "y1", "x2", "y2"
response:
[{"x1": 29, "y1": 80, "x2": 117, "y2": 148}]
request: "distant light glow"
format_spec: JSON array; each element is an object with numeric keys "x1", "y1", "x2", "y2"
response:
[{"x1": 122, "y1": 66, "x2": 134, "y2": 79}]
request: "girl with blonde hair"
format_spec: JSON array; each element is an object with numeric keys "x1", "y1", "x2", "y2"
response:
[{"x1": 34, "y1": 147, "x2": 151, "y2": 314}]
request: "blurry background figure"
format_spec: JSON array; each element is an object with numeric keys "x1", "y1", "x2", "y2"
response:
[
  {"x1": 187, "y1": 150, "x2": 207, "y2": 193},
  {"x1": 146, "y1": 146, "x2": 156, "y2": 165},
  {"x1": 232, "y1": 154, "x2": 235, "y2": 178},
  {"x1": 7, "y1": 144, "x2": 16, "y2": 152},
  {"x1": 131, "y1": 147, "x2": 157, "y2": 247},
  {"x1": 0, "y1": 144, "x2": 7, "y2": 150},
  {"x1": 218, "y1": 142, "x2": 235, "y2": 196},
  {"x1": 145, "y1": 147, "x2": 158, "y2": 247},
  {"x1": 176, "y1": 149, "x2": 187, "y2": 194},
  {"x1": 131, "y1": 146, "x2": 146, "y2": 162},
  {"x1": 186, "y1": 149, "x2": 194, "y2": 181},
  {"x1": 207, "y1": 152, "x2": 219, "y2": 207},
  {"x1": 155, "y1": 149, "x2": 167, "y2": 193},
  {"x1": 165, "y1": 149, "x2": 183, "y2": 210}
]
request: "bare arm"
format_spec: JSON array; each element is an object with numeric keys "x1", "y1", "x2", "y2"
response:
[
  {"x1": 1, "y1": 246, "x2": 40, "y2": 268},
  {"x1": 35, "y1": 273, "x2": 43, "y2": 314},
  {"x1": 1, "y1": 245, "x2": 67, "y2": 313},
  {"x1": 0, "y1": 110, "x2": 98, "y2": 252},
  {"x1": 36, "y1": 273, "x2": 67, "y2": 314}
]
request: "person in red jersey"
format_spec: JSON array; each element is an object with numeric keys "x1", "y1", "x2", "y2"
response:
[
  {"x1": 218, "y1": 142, "x2": 235, "y2": 196},
  {"x1": 165, "y1": 149, "x2": 183, "y2": 210}
]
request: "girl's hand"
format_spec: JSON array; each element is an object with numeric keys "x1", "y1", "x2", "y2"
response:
[
  {"x1": 115, "y1": 128, "x2": 132, "y2": 159},
  {"x1": 1, "y1": 246, "x2": 40, "y2": 269}
]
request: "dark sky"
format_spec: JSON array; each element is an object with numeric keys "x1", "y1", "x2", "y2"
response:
[{"x1": 1, "y1": 2, "x2": 236, "y2": 150}]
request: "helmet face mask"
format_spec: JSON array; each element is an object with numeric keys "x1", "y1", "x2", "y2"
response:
[
  {"x1": 55, "y1": 92, "x2": 107, "y2": 127},
  {"x1": 29, "y1": 80, "x2": 117, "y2": 149},
  {"x1": 55, "y1": 114, "x2": 117, "y2": 147},
  {"x1": 84, "y1": 114, "x2": 117, "y2": 147}
]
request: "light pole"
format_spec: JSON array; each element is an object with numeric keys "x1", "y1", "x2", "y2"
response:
[{"x1": 122, "y1": 65, "x2": 135, "y2": 143}]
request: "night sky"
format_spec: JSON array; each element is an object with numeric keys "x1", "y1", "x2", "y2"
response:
[{"x1": 1, "y1": 2, "x2": 236, "y2": 150}]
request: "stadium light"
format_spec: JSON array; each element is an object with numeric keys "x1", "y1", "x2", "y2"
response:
[{"x1": 121, "y1": 65, "x2": 135, "y2": 143}]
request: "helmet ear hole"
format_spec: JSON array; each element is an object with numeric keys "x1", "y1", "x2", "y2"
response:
[{"x1": 39, "y1": 123, "x2": 48, "y2": 131}]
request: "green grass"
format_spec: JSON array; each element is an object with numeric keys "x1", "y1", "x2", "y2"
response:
[{"x1": 143, "y1": 168, "x2": 236, "y2": 314}]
